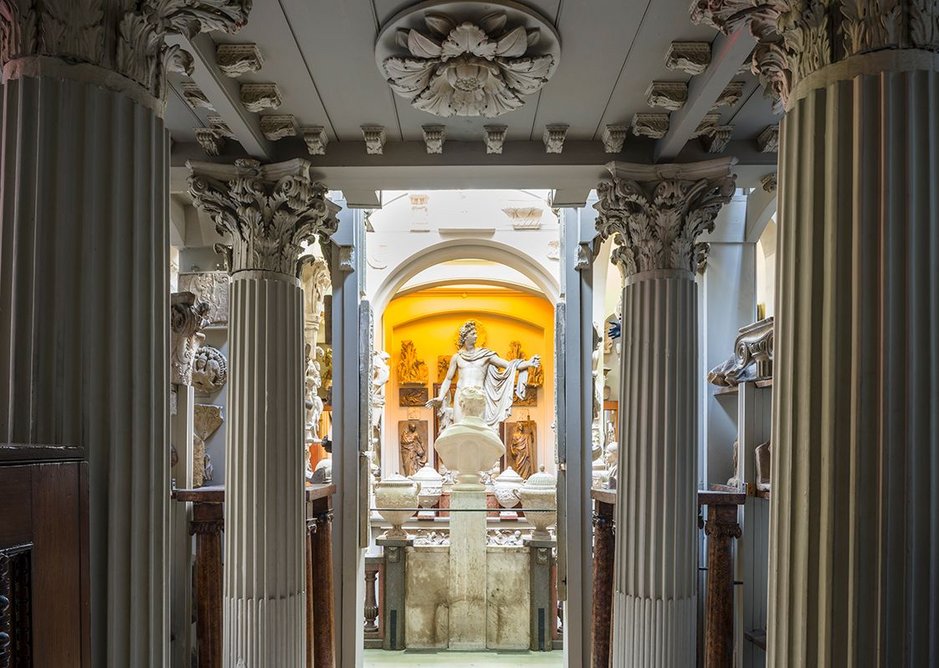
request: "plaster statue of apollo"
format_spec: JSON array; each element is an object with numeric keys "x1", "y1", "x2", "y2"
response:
[{"x1": 427, "y1": 320, "x2": 540, "y2": 429}]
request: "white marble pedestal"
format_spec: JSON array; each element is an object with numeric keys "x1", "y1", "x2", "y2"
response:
[{"x1": 448, "y1": 485, "x2": 487, "y2": 649}]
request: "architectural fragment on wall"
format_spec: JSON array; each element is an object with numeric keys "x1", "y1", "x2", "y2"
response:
[
  {"x1": 422, "y1": 125, "x2": 446, "y2": 154},
  {"x1": 755, "y1": 441, "x2": 771, "y2": 492},
  {"x1": 502, "y1": 207, "x2": 543, "y2": 230},
  {"x1": 195, "y1": 128, "x2": 226, "y2": 156},
  {"x1": 665, "y1": 41, "x2": 711, "y2": 75},
  {"x1": 194, "y1": 404, "x2": 224, "y2": 441},
  {"x1": 543, "y1": 124, "x2": 569, "y2": 153},
  {"x1": 0, "y1": 0, "x2": 250, "y2": 99},
  {"x1": 378, "y1": 8, "x2": 560, "y2": 117},
  {"x1": 397, "y1": 340, "x2": 429, "y2": 385},
  {"x1": 170, "y1": 292, "x2": 210, "y2": 386},
  {"x1": 302, "y1": 126, "x2": 329, "y2": 155},
  {"x1": 601, "y1": 124, "x2": 628, "y2": 153},
  {"x1": 178, "y1": 271, "x2": 230, "y2": 325},
  {"x1": 706, "y1": 316, "x2": 775, "y2": 386},
  {"x1": 240, "y1": 83, "x2": 283, "y2": 112},
  {"x1": 595, "y1": 159, "x2": 737, "y2": 277},
  {"x1": 631, "y1": 113, "x2": 669, "y2": 139},
  {"x1": 645, "y1": 81, "x2": 688, "y2": 110},
  {"x1": 207, "y1": 115, "x2": 236, "y2": 139},
  {"x1": 181, "y1": 82, "x2": 215, "y2": 110},
  {"x1": 713, "y1": 80, "x2": 744, "y2": 108},
  {"x1": 760, "y1": 172, "x2": 777, "y2": 192},
  {"x1": 757, "y1": 124, "x2": 779, "y2": 152},
  {"x1": 188, "y1": 159, "x2": 339, "y2": 275},
  {"x1": 691, "y1": 0, "x2": 939, "y2": 110},
  {"x1": 484, "y1": 125, "x2": 507, "y2": 154},
  {"x1": 259, "y1": 115, "x2": 297, "y2": 141},
  {"x1": 192, "y1": 345, "x2": 228, "y2": 395},
  {"x1": 362, "y1": 125, "x2": 387, "y2": 154},
  {"x1": 216, "y1": 43, "x2": 263, "y2": 77}
]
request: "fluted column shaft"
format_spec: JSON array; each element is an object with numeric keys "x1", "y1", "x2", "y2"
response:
[
  {"x1": 595, "y1": 159, "x2": 736, "y2": 668},
  {"x1": 0, "y1": 73, "x2": 169, "y2": 665},
  {"x1": 188, "y1": 159, "x2": 338, "y2": 668},
  {"x1": 223, "y1": 272, "x2": 306, "y2": 666},
  {"x1": 769, "y1": 56, "x2": 939, "y2": 666},
  {"x1": 612, "y1": 271, "x2": 698, "y2": 667}
]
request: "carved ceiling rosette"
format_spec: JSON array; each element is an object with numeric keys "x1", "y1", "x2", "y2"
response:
[
  {"x1": 691, "y1": 1, "x2": 939, "y2": 112},
  {"x1": 0, "y1": 0, "x2": 250, "y2": 100},
  {"x1": 594, "y1": 159, "x2": 737, "y2": 278},
  {"x1": 375, "y1": 2, "x2": 561, "y2": 117},
  {"x1": 187, "y1": 158, "x2": 340, "y2": 276}
]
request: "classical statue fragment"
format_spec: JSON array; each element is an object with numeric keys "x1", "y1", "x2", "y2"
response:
[
  {"x1": 508, "y1": 421, "x2": 536, "y2": 479},
  {"x1": 604, "y1": 441, "x2": 618, "y2": 490},
  {"x1": 755, "y1": 441, "x2": 771, "y2": 492},
  {"x1": 371, "y1": 351, "x2": 391, "y2": 433},
  {"x1": 170, "y1": 291, "x2": 210, "y2": 386},
  {"x1": 428, "y1": 320, "x2": 540, "y2": 429},
  {"x1": 399, "y1": 420, "x2": 428, "y2": 477},
  {"x1": 397, "y1": 340, "x2": 429, "y2": 385},
  {"x1": 304, "y1": 344, "x2": 324, "y2": 447}
]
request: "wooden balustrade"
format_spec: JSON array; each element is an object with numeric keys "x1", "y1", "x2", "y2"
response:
[{"x1": 173, "y1": 483, "x2": 336, "y2": 667}]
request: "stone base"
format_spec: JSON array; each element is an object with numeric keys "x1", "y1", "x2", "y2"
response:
[{"x1": 448, "y1": 487, "x2": 487, "y2": 649}]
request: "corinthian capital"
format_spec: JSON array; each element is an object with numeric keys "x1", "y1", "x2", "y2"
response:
[
  {"x1": 0, "y1": 0, "x2": 250, "y2": 100},
  {"x1": 594, "y1": 158, "x2": 737, "y2": 278},
  {"x1": 691, "y1": 1, "x2": 939, "y2": 110},
  {"x1": 187, "y1": 158, "x2": 340, "y2": 276}
]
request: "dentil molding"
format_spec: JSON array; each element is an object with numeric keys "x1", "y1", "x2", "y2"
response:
[
  {"x1": 691, "y1": 0, "x2": 939, "y2": 110},
  {"x1": 376, "y1": 2, "x2": 561, "y2": 118},
  {"x1": 0, "y1": 0, "x2": 250, "y2": 100},
  {"x1": 188, "y1": 159, "x2": 340, "y2": 276},
  {"x1": 594, "y1": 159, "x2": 738, "y2": 278}
]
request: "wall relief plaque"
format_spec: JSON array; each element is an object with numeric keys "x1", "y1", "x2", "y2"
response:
[
  {"x1": 398, "y1": 419, "x2": 429, "y2": 477},
  {"x1": 505, "y1": 420, "x2": 536, "y2": 479},
  {"x1": 400, "y1": 386, "x2": 429, "y2": 407},
  {"x1": 179, "y1": 271, "x2": 230, "y2": 326},
  {"x1": 193, "y1": 346, "x2": 228, "y2": 395}
]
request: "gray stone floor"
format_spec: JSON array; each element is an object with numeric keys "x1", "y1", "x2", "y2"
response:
[{"x1": 363, "y1": 649, "x2": 563, "y2": 666}]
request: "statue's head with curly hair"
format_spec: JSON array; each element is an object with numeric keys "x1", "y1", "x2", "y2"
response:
[{"x1": 458, "y1": 320, "x2": 478, "y2": 349}]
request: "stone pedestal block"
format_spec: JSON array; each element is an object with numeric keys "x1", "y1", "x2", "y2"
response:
[{"x1": 448, "y1": 487, "x2": 488, "y2": 649}]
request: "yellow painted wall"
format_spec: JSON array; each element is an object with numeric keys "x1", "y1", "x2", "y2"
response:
[{"x1": 380, "y1": 287, "x2": 556, "y2": 477}]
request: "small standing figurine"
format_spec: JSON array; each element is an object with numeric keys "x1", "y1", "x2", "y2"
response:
[
  {"x1": 510, "y1": 421, "x2": 535, "y2": 479},
  {"x1": 399, "y1": 420, "x2": 427, "y2": 476}
]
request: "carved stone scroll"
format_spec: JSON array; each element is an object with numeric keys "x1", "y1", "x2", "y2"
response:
[{"x1": 170, "y1": 291, "x2": 209, "y2": 386}]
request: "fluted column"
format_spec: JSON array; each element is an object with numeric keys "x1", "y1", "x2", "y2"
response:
[
  {"x1": 189, "y1": 159, "x2": 339, "y2": 667},
  {"x1": 694, "y1": 3, "x2": 939, "y2": 665},
  {"x1": 595, "y1": 159, "x2": 736, "y2": 667},
  {"x1": 0, "y1": 2, "x2": 248, "y2": 664}
]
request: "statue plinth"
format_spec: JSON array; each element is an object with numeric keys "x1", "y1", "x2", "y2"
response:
[{"x1": 433, "y1": 416, "x2": 505, "y2": 490}]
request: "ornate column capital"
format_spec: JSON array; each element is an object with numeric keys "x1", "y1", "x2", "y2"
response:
[
  {"x1": 170, "y1": 291, "x2": 210, "y2": 386},
  {"x1": 691, "y1": 1, "x2": 939, "y2": 110},
  {"x1": 187, "y1": 158, "x2": 340, "y2": 276},
  {"x1": 594, "y1": 158, "x2": 737, "y2": 279},
  {"x1": 0, "y1": 0, "x2": 250, "y2": 101}
]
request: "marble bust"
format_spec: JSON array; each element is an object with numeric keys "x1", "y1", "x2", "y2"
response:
[{"x1": 433, "y1": 386, "x2": 506, "y2": 488}]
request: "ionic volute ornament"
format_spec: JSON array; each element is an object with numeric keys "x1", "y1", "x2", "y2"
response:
[
  {"x1": 691, "y1": 1, "x2": 939, "y2": 111},
  {"x1": 187, "y1": 158, "x2": 340, "y2": 276},
  {"x1": 594, "y1": 159, "x2": 737, "y2": 279}
]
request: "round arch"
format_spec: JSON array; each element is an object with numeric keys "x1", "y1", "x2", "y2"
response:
[{"x1": 372, "y1": 238, "x2": 561, "y2": 316}]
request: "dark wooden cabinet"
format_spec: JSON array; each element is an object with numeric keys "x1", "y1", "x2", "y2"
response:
[{"x1": 0, "y1": 462, "x2": 89, "y2": 667}]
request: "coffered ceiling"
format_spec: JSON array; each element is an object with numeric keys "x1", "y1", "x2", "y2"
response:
[{"x1": 166, "y1": 0, "x2": 780, "y2": 202}]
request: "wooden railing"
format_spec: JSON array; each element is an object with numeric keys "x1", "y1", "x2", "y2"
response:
[
  {"x1": 173, "y1": 483, "x2": 337, "y2": 668},
  {"x1": 589, "y1": 487, "x2": 745, "y2": 667}
]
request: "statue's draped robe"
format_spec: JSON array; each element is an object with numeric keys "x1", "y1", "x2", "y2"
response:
[{"x1": 454, "y1": 348, "x2": 528, "y2": 428}]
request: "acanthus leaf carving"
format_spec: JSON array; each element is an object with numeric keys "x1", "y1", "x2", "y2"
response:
[
  {"x1": 692, "y1": 1, "x2": 939, "y2": 110},
  {"x1": 188, "y1": 158, "x2": 341, "y2": 276},
  {"x1": 170, "y1": 291, "x2": 210, "y2": 386},
  {"x1": 594, "y1": 160, "x2": 737, "y2": 278}
]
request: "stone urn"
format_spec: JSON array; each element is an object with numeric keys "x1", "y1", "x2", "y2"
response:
[
  {"x1": 374, "y1": 473, "x2": 419, "y2": 540},
  {"x1": 411, "y1": 464, "x2": 443, "y2": 519},
  {"x1": 493, "y1": 467, "x2": 523, "y2": 509},
  {"x1": 514, "y1": 467, "x2": 557, "y2": 540}
]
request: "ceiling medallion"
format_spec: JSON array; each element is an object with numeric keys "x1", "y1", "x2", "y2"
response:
[{"x1": 376, "y1": 1, "x2": 561, "y2": 118}]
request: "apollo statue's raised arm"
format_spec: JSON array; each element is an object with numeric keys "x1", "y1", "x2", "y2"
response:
[{"x1": 427, "y1": 320, "x2": 540, "y2": 429}]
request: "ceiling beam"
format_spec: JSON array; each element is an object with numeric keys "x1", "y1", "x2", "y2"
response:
[
  {"x1": 653, "y1": 30, "x2": 756, "y2": 162},
  {"x1": 167, "y1": 32, "x2": 274, "y2": 160}
]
